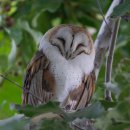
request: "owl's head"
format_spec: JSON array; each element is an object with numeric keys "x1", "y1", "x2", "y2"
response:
[{"x1": 39, "y1": 24, "x2": 94, "y2": 59}]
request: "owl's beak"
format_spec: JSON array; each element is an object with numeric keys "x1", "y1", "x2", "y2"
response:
[
  {"x1": 66, "y1": 51, "x2": 75, "y2": 59},
  {"x1": 66, "y1": 51, "x2": 71, "y2": 59}
]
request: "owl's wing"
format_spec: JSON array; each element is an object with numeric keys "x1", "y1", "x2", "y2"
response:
[
  {"x1": 22, "y1": 50, "x2": 55, "y2": 106},
  {"x1": 61, "y1": 71, "x2": 95, "y2": 111}
]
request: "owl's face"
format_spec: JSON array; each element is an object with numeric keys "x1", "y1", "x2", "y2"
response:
[{"x1": 39, "y1": 25, "x2": 94, "y2": 60}]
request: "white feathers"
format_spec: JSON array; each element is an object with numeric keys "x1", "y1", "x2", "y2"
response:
[
  {"x1": 41, "y1": 46, "x2": 82, "y2": 102},
  {"x1": 39, "y1": 25, "x2": 95, "y2": 102},
  {"x1": 53, "y1": 27, "x2": 73, "y2": 52},
  {"x1": 72, "y1": 33, "x2": 89, "y2": 52}
]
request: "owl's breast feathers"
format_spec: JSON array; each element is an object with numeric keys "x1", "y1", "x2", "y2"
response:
[{"x1": 22, "y1": 50, "x2": 95, "y2": 111}]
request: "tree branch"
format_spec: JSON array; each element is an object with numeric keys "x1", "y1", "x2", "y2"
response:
[
  {"x1": 0, "y1": 73, "x2": 43, "y2": 103},
  {"x1": 94, "y1": 0, "x2": 122, "y2": 79},
  {"x1": 105, "y1": 18, "x2": 121, "y2": 101}
]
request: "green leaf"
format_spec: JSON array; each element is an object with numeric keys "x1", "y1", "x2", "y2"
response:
[
  {"x1": 9, "y1": 26, "x2": 23, "y2": 45},
  {"x1": 0, "y1": 55, "x2": 8, "y2": 72},
  {"x1": 118, "y1": 84, "x2": 130, "y2": 101},
  {"x1": 39, "y1": 119, "x2": 72, "y2": 130},
  {"x1": 100, "y1": 100, "x2": 117, "y2": 110},
  {"x1": 107, "y1": 123, "x2": 130, "y2": 130},
  {"x1": 78, "y1": 15, "x2": 99, "y2": 28},
  {"x1": 115, "y1": 58, "x2": 130, "y2": 86},
  {"x1": 32, "y1": 12, "x2": 52, "y2": 33},
  {"x1": 0, "y1": 75, "x2": 22, "y2": 119},
  {"x1": 17, "y1": 0, "x2": 63, "y2": 18},
  {"x1": 17, "y1": 101, "x2": 105, "y2": 121},
  {"x1": 65, "y1": 101, "x2": 105, "y2": 121},
  {"x1": 36, "y1": 0, "x2": 63, "y2": 13},
  {"x1": 17, "y1": 102, "x2": 62, "y2": 117},
  {"x1": 116, "y1": 100, "x2": 130, "y2": 120},
  {"x1": 0, "y1": 31, "x2": 11, "y2": 56},
  {"x1": 18, "y1": 20, "x2": 42, "y2": 44},
  {"x1": 111, "y1": 0, "x2": 130, "y2": 18},
  {"x1": 19, "y1": 30, "x2": 36, "y2": 64},
  {"x1": 17, "y1": 1, "x2": 32, "y2": 17}
]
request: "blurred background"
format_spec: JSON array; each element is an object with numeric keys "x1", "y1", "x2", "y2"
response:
[{"x1": 0, "y1": 0, "x2": 130, "y2": 121}]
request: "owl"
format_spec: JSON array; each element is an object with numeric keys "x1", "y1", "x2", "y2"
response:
[{"x1": 22, "y1": 24, "x2": 95, "y2": 111}]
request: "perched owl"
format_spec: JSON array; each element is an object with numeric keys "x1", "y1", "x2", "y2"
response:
[{"x1": 22, "y1": 24, "x2": 95, "y2": 111}]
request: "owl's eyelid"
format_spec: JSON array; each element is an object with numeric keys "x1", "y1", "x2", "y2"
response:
[
  {"x1": 51, "y1": 43, "x2": 63, "y2": 55},
  {"x1": 57, "y1": 37, "x2": 65, "y2": 48},
  {"x1": 70, "y1": 34, "x2": 74, "y2": 48},
  {"x1": 75, "y1": 43, "x2": 85, "y2": 50},
  {"x1": 77, "y1": 51, "x2": 86, "y2": 56}
]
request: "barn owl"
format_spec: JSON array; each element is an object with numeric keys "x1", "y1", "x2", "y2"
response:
[{"x1": 22, "y1": 24, "x2": 95, "y2": 111}]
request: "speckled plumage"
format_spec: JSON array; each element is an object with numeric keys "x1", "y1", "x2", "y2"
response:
[{"x1": 22, "y1": 24, "x2": 95, "y2": 111}]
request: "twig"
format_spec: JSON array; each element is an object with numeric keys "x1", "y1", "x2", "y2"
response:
[
  {"x1": 0, "y1": 73, "x2": 43, "y2": 102},
  {"x1": 94, "y1": 0, "x2": 122, "y2": 79},
  {"x1": 96, "y1": 0, "x2": 111, "y2": 34},
  {"x1": 0, "y1": 114, "x2": 24, "y2": 126},
  {"x1": 0, "y1": 73, "x2": 22, "y2": 88},
  {"x1": 105, "y1": 18, "x2": 121, "y2": 101}
]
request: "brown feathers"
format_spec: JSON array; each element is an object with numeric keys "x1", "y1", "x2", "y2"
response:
[
  {"x1": 22, "y1": 51, "x2": 55, "y2": 106},
  {"x1": 61, "y1": 71, "x2": 95, "y2": 111}
]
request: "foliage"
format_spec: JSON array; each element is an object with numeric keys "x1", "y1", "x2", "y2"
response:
[
  {"x1": 111, "y1": 0, "x2": 130, "y2": 19},
  {"x1": 16, "y1": 101, "x2": 105, "y2": 120},
  {"x1": 0, "y1": 101, "x2": 105, "y2": 130},
  {"x1": 0, "y1": 0, "x2": 130, "y2": 130}
]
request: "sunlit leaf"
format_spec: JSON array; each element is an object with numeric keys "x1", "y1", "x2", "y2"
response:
[
  {"x1": 0, "y1": 32, "x2": 11, "y2": 56},
  {"x1": 0, "y1": 55, "x2": 8, "y2": 72},
  {"x1": 0, "y1": 75, "x2": 22, "y2": 119}
]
